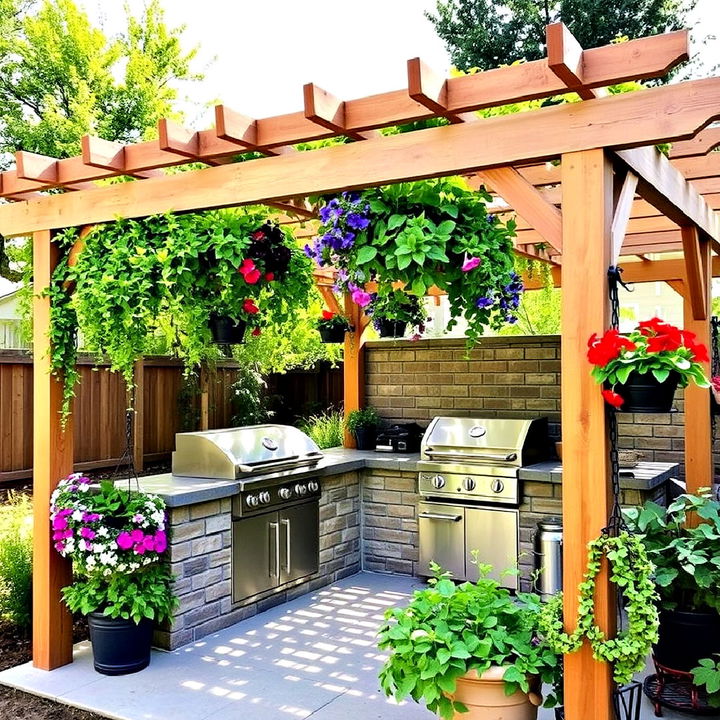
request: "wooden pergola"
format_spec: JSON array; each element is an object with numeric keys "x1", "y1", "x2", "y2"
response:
[{"x1": 1, "y1": 23, "x2": 719, "y2": 720}]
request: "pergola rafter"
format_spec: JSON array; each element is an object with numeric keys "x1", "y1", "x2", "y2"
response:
[{"x1": 3, "y1": 23, "x2": 720, "y2": 720}]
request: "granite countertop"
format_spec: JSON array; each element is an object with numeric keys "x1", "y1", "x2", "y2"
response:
[{"x1": 519, "y1": 460, "x2": 679, "y2": 490}]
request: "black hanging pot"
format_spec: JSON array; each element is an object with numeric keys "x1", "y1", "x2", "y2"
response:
[
  {"x1": 209, "y1": 314, "x2": 247, "y2": 344},
  {"x1": 353, "y1": 427, "x2": 377, "y2": 450},
  {"x1": 88, "y1": 612, "x2": 153, "y2": 675},
  {"x1": 610, "y1": 370, "x2": 680, "y2": 413},
  {"x1": 319, "y1": 326, "x2": 346, "y2": 344},
  {"x1": 654, "y1": 608, "x2": 720, "y2": 672},
  {"x1": 377, "y1": 319, "x2": 407, "y2": 339}
]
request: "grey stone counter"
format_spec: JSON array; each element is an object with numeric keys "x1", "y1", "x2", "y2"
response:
[
  {"x1": 134, "y1": 449, "x2": 421, "y2": 507},
  {"x1": 519, "y1": 460, "x2": 679, "y2": 491}
]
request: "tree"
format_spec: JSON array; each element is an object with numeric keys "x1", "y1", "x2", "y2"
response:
[
  {"x1": 0, "y1": 0, "x2": 200, "y2": 163},
  {"x1": 426, "y1": 0, "x2": 696, "y2": 72}
]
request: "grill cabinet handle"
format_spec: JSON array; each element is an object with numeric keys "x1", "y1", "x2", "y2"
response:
[
  {"x1": 281, "y1": 518, "x2": 291, "y2": 573},
  {"x1": 425, "y1": 450, "x2": 518, "y2": 462},
  {"x1": 269, "y1": 521, "x2": 280, "y2": 580},
  {"x1": 418, "y1": 512, "x2": 462, "y2": 522}
]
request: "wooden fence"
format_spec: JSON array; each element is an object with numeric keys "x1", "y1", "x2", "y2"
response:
[{"x1": 0, "y1": 352, "x2": 342, "y2": 483}]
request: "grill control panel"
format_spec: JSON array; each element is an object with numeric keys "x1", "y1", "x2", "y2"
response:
[
  {"x1": 418, "y1": 470, "x2": 519, "y2": 505},
  {"x1": 233, "y1": 478, "x2": 322, "y2": 518}
]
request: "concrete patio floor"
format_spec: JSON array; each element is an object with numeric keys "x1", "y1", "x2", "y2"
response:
[{"x1": 0, "y1": 572, "x2": 696, "y2": 720}]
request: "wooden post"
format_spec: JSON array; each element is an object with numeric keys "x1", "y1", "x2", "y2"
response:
[
  {"x1": 343, "y1": 293, "x2": 365, "y2": 447},
  {"x1": 32, "y1": 229, "x2": 74, "y2": 669},
  {"x1": 133, "y1": 360, "x2": 144, "y2": 471},
  {"x1": 681, "y1": 229, "x2": 712, "y2": 495},
  {"x1": 560, "y1": 149, "x2": 615, "y2": 720},
  {"x1": 199, "y1": 364, "x2": 209, "y2": 431}
]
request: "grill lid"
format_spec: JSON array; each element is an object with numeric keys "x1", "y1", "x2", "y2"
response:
[
  {"x1": 420, "y1": 416, "x2": 548, "y2": 467},
  {"x1": 172, "y1": 425, "x2": 323, "y2": 480}
]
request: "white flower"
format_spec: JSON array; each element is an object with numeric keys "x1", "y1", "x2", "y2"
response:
[
  {"x1": 72, "y1": 510, "x2": 83, "y2": 522},
  {"x1": 77, "y1": 484, "x2": 90, "y2": 493},
  {"x1": 97, "y1": 527, "x2": 109, "y2": 538}
]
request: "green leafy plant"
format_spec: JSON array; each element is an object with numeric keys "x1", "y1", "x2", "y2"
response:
[
  {"x1": 366, "y1": 288, "x2": 426, "y2": 332},
  {"x1": 345, "y1": 407, "x2": 381, "y2": 434},
  {"x1": 624, "y1": 491, "x2": 720, "y2": 613},
  {"x1": 0, "y1": 492, "x2": 33, "y2": 632},
  {"x1": 691, "y1": 656, "x2": 720, "y2": 707},
  {"x1": 229, "y1": 365, "x2": 272, "y2": 426},
  {"x1": 378, "y1": 564, "x2": 562, "y2": 719},
  {"x1": 307, "y1": 179, "x2": 521, "y2": 343},
  {"x1": 299, "y1": 411, "x2": 344, "y2": 449},
  {"x1": 538, "y1": 532, "x2": 659, "y2": 685}
]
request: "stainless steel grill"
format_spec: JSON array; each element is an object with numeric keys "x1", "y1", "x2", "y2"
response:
[
  {"x1": 171, "y1": 425, "x2": 323, "y2": 603},
  {"x1": 416, "y1": 416, "x2": 549, "y2": 588}
]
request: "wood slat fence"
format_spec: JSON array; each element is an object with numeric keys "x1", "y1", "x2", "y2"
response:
[{"x1": 0, "y1": 352, "x2": 342, "y2": 483}]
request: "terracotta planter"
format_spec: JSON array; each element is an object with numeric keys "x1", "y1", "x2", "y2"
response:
[
  {"x1": 610, "y1": 370, "x2": 680, "y2": 413},
  {"x1": 450, "y1": 666, "x2": 541, "y2": 720}
]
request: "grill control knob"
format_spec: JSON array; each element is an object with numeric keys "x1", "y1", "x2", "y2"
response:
[
  {"x1": 246, "y1": 494, "x2": 259, "y2": 508},
  {"x1": 258, "y1": 491, "x2": 271, "y2": 505},
  {"x1": 431, "y1": 475, "x2": 446, "y2": 489},
  {"x1": 491, "y1": 479, "x2": 505, "y2": 494},
  {"x1": 294, "y1": 483, "x2": 308, "y2": 497},
  {"x1": 279, "y1": 487, "x2": 293, "y2": 500},
  {"x1": 307, "y1": 480, "x2": 320, "y2": 493},
  {"x1": 463, "y1": 476, "x2": 476, "y2": 492}
]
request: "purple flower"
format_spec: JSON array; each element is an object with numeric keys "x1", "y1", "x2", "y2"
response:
[
  {"x1": 83, "y1": 540, "x2": 93, "y2": 551},
  {"x1": 130, "y1": 529, "x2": 144, "y2": 543},
  {"x1": 142, "y1": 535, "x2": 156, "y2": 552},
  {"x1": 506, "y1": 315, "x2": 518, "y2": 324},
  {"x1": 80, "y1": 527, "x2": 96, "y2": 540},
  {"x1": 303, "y1": 244, "x2": 315, "y2": 259},
  {"x1": 346, "y1": 213, "x2": 370, "y2": 230},
  {"x1": 154, "y1": 531, "x2": 168, "y2": 553},
  {"x1": 82, "y1": 512, "x2": 101, "y2": 523},
  {"x1": 476, "y1": 296, "x2": 494, "y2": 309},
  {"x1": 351, "y1": 289, "x2": 372, "y2": 307},
  {"x1": 117, "y1": 532, "x2": 133, "y2": 550},
  {"x1": 54, "y1": 541, "x2": 65, "y2": 553},
  {"x1": 52, "y1": 516, "x2": 68, "y2": 531},
  {"x1": 462, "y1": 257, "x2": 481, "y2": 272}
]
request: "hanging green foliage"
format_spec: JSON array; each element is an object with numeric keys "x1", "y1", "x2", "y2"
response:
[{"x1": 47, "y1": 208, "x2": 314, "y2": 420}]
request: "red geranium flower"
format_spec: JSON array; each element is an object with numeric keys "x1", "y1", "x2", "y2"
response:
[
  {"x1": 682, "y1": 331, "x2": 710, "y2": 363},
  {"x1": 252, "y1": 327, "x2": 262, "y2": 336},
  {"x1": 638, "y1": 317, "x2": 675, "y2": 337},
  {"x1": 322, "y1": 310, "x2": 335, "y2": 320},
  {"x1": 587, "y1": 329, "x2": 636, "y2": 366},
  {"x1": 251, "y1": 230, "x2": 266, "y2": 241},
  {"x1": 238, "y1": 259, "x2": 261, "y2": 284},
  {"x1": 265, "y1": 272, "x2": 275, "y2": 282},
  {"x1": 243, "y1": 299, "x2": 259, "y2": 315},
  {"x1": 601, "y1": 389, "x2": 624, "y2": 408}
]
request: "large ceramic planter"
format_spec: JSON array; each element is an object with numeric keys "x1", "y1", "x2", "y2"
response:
[
  {"x1": 653, "y1": 609, "x2": 720, "y2": 672},
  {"x1": 353, "y1": 427, "x2": 377, "y2": 450},
  {"x1": 450, "y1": 667, "x2": 541, "y2": 720},
  {"x1": 319, "y1": 326, "x2": 346, "y2": 343},
  {"x1": 611, "y1": 370, "x2": 680, "y2": 413},
  {"x1": 88, "y1": 612, "x2": 153, "y2": 675},
  {"x1": 209, "y1": 314, "x2": 247, "y2": 344},
  {"x1": 377, "y1": 319, "x2": 407, "y2": 339}
]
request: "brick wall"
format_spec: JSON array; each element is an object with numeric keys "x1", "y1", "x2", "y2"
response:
[
  {"x1": 159, "y1": 471, "x2": 361, "y2": 650},
  {"x1": 365, "y1": 336, "x2": 715, "y2": 479}
]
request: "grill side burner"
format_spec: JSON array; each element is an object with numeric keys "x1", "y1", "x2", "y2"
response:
[{"x1": 416, "y1": 416, "x2": 549, "y2": 589}]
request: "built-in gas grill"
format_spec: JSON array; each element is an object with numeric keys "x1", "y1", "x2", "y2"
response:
[
  {"x1": 417, "y1": 416, "x2": 549, "y2": 589},
  {"x1": 172, "y1": 425, "x2": 323, "y2": 602}
]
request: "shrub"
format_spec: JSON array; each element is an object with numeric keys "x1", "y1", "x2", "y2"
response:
[
  {"x1": 0, "y1": 492, "x2": 33, "y2": 631},
  {"x1": 300, "y1": 411, "x2": 344, "y2": 449}
]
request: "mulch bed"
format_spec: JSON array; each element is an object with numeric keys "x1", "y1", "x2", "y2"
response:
[{"x1": 0, "y1": 462, "x2": 171, "y2": 719}]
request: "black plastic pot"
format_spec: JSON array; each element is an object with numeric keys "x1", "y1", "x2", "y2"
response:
[
  {"x1": 88, "y1": 612, "x2": 153, "y2": 675},
  {"x1": 353, "y1": 427, "x2": 377, "y2": 450},
  {"x1": 611, "y1": 370, "x2": 680, "y2": 413},
  {"x1": 319, "y1": 326, "x2": 346, "y2": 344},
  {"x1": 654, "y1": 609, "x2": 720, "y2": 672},
  {"x1": 209, "y1": 314, "x2": 247, "y2": 344},
  {"x1": 377, "y1": 320, "x2": 407, "y2": 339}
]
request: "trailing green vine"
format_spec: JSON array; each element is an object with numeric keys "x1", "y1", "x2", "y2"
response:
[{"x1": 538, "y1": 532, "x2": 659, "y2": 685}]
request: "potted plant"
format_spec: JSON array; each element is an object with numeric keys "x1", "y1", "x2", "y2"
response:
[
  {"x1": 366, "y1": 289, "x2": 426, "y2": 339},
  {"x1": 378, "y1": 564, "x2": 562, "y2": 720},
  {"x1": 624, "y1": 492, "x2": 720, "y2": 674},
  {"x1": 316, "y1": 310, "x2": 353, "y2": 343},
  {"x1": 587, "y1": 318, "x2": 710, "y2": 412},
  {"x1": 345, "y1": 407, "x2": 381, "y2": 450},
  {"x1": 51, "y1": 473, "x2": 177, "y2": 675},
  {"x1": 305, "y1": 179, "x2": 522, "y2": 344}
]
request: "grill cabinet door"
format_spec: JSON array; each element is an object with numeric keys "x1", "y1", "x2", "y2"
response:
[
  {"x1": 464, "y1": 507, "x2": 519, "y2": 590},
  {"x1": 279, "y1": 501, "x2": 319, "y2": 585},
  {"x1": 232, "y1": 511, "x2": 278, "y2": 602},
  {"x1": 418, "y1": 501, "x2": 466, "y2": 580}
]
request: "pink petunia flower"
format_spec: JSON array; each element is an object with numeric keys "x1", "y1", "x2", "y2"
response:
[
  {"x1": 351, "y1": 289, "x2": 371, "y2": 307},
  {"x1": 134, "y1": 544, "x2": 146, "y2": 555},
  {"x1": 142, "y1": 535, "x2": 156, "y2": 552},
  {"x1": 462, "y1": 257, "x2": 481, "y2": 272},
  {"x1": 117, "y1": 532, "x2": 134, "y2": 550},
  {"x1": 80, "y1": 527, "x2": 96, "y2": 540},
  {"x1": 130, "y1": 529, "x2": 144, "y2": 543},
  {"x1": 52, "y1": 516, "x2": 68, "y2": 531},
  {"x1": 154, "y1": 531, "x2": 167, "y2": 554}
]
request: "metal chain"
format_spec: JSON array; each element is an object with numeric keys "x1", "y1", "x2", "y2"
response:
[
  {"x1": 604, "y1": 267, "x2": 631, "y2": 538},
  {"x1": 112, "y1": 387, "x2": 140, "y2": 491}
]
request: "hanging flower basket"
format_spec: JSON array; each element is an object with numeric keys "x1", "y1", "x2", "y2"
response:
[
  {"x1": 377, "y1": 319, "x2": 407, "y2": 338},
  {"x1": 209, "y1": 314, "x2": 247, "y2": 344},
  {"x1": 316, "y1": 310, "x2": 352, "y2": 343},
  {"x1": 608, "y1": 370, "x2": 681, "y2": 413},
  {"x1": 319, "y1": 326, "x2": 346, "y2": 343}
]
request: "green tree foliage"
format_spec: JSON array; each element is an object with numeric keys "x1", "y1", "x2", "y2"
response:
[
  {"x1": 0, "y1": 0, "x2": 200, "y2": 163},
  {"x1": 426, "y1": 0, "x2": 695, "y2": 72}
]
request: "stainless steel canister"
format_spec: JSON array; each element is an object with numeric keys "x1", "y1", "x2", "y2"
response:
[{"x1": 533, "y1": 517, "x2": 563, "y2": 601}]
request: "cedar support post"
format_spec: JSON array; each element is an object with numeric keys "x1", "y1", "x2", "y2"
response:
[
  {"x1": 560, "y1": 149, "x2": 615, "y2": 720},
  {"x1": 682, "y1": 230, "x2": 712, "y2": 495},
  {"x1": 343, "y1": 294, "x2": 365, "y2": 447},
  {"x1": 32, "y1": 229, "x2": 74, "y2": 669}
]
